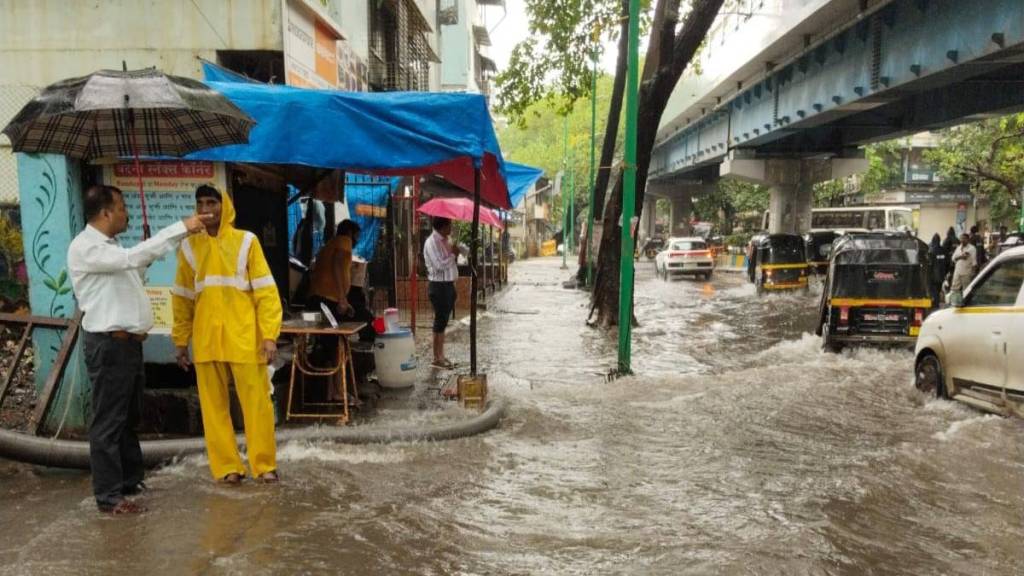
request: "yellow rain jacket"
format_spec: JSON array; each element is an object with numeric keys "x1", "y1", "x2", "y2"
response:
[{"x1": 171, "y1": 191, "x2": 282, "y2": 364}]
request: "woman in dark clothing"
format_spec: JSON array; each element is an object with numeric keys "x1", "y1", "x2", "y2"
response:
[
  {"x1": 928, "y1": 233, "x2": 947, "y2": 308},
  {"x1": 941, "y1": 227, "x2": 957, "y2": 256}
]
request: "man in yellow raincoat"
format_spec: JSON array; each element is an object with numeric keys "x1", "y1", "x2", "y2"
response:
[{"x1": 172, "y1": 185, "x2": 282, "y2": 484}]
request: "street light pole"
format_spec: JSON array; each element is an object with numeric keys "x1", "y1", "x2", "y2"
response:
[
  {"x1": 617, "y1": 0, "x2": 640, "y2": 375},
  {"x1": 585, "y1": 38, "x2": 598, "y2": 288},
  {"x1": 569, "y1": 146, "x2": 575, "y2": 258},
  {"x1": 562, "y1": 113, "x2": 569, "y2": 269}
]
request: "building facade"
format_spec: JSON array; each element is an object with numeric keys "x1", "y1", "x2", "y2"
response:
[{"x1": 0, "y1": 0, "x2": 500, "y2": 205}]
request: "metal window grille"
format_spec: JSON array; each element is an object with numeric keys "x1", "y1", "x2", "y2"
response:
[
  {"x1": 369, "y1": 0, "x2": 435, "y2": 92},
  {"x1": 437, "y1": 0, "x2": 458, "y2": 25}
]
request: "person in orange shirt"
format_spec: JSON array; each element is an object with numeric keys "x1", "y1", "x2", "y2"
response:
[{"x1": 307, "y1": 220, "x2": 361, "y2": 400}]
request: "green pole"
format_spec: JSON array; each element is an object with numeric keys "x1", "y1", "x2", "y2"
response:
[
  {"x1": 617, "y1": 0, "x2": 640, "y2": 374},
  {"x1": 565, "y1": 115, "x2": 573, "y2": 270},
  {"x1": 585, "y1": 41, "x2": 598, "y2": 287},
  {"x1": 569, "y1": 147, "x2": 575, "y2": 257}
]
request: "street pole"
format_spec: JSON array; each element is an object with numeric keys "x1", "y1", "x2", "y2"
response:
[
  {"x1": 569, "y1": 147, "x2": 575, "y2": 258},
  {"x1": 585, "y1": 39, "x2": 598, "y2": 288},
  {"x1": 1019, "y1": 186, "x2": 1024, "y2": 233},
  {"x1": 562, "y1": 114, "x2": 569, "y2": 269},
  {"x1": 617, "y1": 0, "x2": 640, "y2": 375}
]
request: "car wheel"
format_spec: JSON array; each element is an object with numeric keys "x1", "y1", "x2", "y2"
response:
[
  {"x1": 821, "y1": 323, "x2": 842, "y2": 353},
  {"x1": 645, "y1": 248, "x2": 657, "y2": 260},
  {"x1": 915, "y1": 353, "x2": 946, "y2": 398},
  {"x1": 705, "y1": 271, "x2": 713, "y2": 280}
]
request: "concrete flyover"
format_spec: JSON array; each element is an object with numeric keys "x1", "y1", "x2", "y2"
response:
[{"x1": 650, "y1": 0, "x2": 1024, "y2": 233}]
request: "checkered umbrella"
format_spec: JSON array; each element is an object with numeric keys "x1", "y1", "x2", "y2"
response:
[{"x1": 2, "y1": 67, "x2": 255, "y2": 237}]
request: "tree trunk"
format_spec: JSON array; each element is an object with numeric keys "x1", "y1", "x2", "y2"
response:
[{"x1": 590, "y1": 0, "x2": 726, "y2": 326}]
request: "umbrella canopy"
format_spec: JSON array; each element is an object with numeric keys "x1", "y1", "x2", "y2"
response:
[
  {"x1": 1, "y1": 68, "x2": 255, "y2": 159},
  {"x1": 418, "y1": 197, "x2": 504, "y2": 229}
]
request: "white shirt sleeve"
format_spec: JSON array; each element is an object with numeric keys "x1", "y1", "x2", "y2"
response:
[{"x1": 69, "y1": 221, "x2": 188, "y2": 274}]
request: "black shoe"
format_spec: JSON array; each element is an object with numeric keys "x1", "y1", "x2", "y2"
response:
[
  {"x1": 98, "y1": 499, "x2": 148, "y2": 515},
  {"x1": 122, "y1": 481, "x2": 148, "y2": 496}
]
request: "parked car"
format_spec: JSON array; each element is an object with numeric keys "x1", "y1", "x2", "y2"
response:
[
  {"x1": 655, "y1": 237, "x2": 714, "y2": 280},
  {"x1": 746, "y1": 233, "x2": 809, "y2": 295},
  {"x1": 913, "y1": 245, "x2": 1024, "y2": 417},
  {"x1": 816, "y1": 232, "x2": 932, "y2": 352}
]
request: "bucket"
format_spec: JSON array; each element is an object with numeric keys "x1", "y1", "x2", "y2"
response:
[
  {"x1": 383, "y1": 308, "x2": 400, "y2": 333},
  {"x1": 373, "y1": 329, "x2": 417, "y2": 388},
  {"x1": 456, "y1": 374, "x2": 488, "y2": 411}
]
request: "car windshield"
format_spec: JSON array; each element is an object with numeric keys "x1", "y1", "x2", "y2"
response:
[
  {"x1": 671, "y1": 241, "x2": 705, "y2": 250},
  {"x1": 764, "y1": 237, "x2": 804, "y2": 263}
]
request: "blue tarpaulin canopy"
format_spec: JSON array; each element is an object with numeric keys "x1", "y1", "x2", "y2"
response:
[
  {"x1": 187, "y1": 71, "x2": 515, "y2": 208},
  {"x1": 505, "y1": 162, "x2": 544, "y2": 209}
]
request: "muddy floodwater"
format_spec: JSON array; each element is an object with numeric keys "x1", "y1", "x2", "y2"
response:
[{"x1": 1, "y1": 258, "x2": 1022, "y2": 575}]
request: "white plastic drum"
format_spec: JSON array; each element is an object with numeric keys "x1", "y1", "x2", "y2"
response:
[{"x1": 373, "y1": 329, "x2": 417, "y2": 388}]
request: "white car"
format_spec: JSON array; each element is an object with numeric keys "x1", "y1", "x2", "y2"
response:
[
  {"x1": 655, "y1": 237, "x2": 714, "y2": 280},
  {"x1": 914, "y1": 245, "x2": 1024, "y2": 417}
]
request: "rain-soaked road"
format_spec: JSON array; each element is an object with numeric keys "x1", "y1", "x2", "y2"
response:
[{"x1": 1, "y1": 257, "x2": 1023, "y2": 575}]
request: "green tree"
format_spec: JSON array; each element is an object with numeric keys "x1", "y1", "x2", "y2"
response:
[
  {"x1": 925, "y1": 114, "x2": 1024, "y2": 228},
  {"x1": 500, "y1": 0, "x2": 726, "y2": 326},
  {"x1": 497, "y1": 74, "x2": 623, "y2": 229},
  {"x1": 859, "y1": 140, "x2": 905, "y2": 199},
  {"x1": 692, "y1": 179, "x2": 768, "y2": 233}
]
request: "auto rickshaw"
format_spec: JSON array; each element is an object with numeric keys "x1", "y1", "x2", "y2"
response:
[
  {"x1": 746, "y1": 233, "x2": 809, "y2": 295},
  {"x1": 804, "y1": 230, "x2": 839, "y2": 276},
  {"x1": 816, "y1": 232, "x2": 932, "y2": 352},
  {"x1": 639, "y1": 235, "x2": 666, "y2": 260}
]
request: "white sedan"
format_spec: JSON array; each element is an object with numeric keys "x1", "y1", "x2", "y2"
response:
[
  {"x1": 655, "y1": 237, "x2": 715, "y2": 280},
  {"x1": 914, "y1": 245, "x2": 1024, "y2": 417}
]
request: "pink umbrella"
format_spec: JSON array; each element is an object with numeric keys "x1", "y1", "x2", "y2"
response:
[{"x1": 417, "y1": 197, "x2": 504, "y2": 229}]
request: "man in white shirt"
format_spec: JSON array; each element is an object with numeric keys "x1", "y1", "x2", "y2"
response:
[
  {"x1": 950, "y1": 233, "x2": 977, "y2": 290},
  {"x1": 423, "y1": 216, "x2": 463, "y2": 369},
  {"x1": 67, "y1": 184, "x2": 206, "y2": 514}
]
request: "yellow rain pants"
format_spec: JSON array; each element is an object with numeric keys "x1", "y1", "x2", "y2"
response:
[{"x1": 195, "y1": 362, "x2": 277, "y2": 479}]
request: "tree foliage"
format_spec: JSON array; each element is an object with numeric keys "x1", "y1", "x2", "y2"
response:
[
  {"x1": 495, "y1": 0, "x2": 636, "y2": 123},
  {"x1": 497, "y1": 74, "x2": 624, "y2": 225},
  {"x1": 925, "y1": 114, "x2": 1024, "y2": 226},
  {"x1": 859, "y1": 140, "x2": 905, "y2": 198},
  {"x1": 692, "y1": 180, "x2": 768, "y2": 233}
]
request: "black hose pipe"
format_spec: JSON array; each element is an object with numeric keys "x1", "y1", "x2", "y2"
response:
[{"x1": 0, "y1": 398, "x2": 507, "y2": 470}]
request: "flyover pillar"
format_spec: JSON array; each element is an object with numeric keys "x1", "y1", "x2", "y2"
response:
[
  {"x1": 669, "y1": 194, "x2": 693, "y2": 237},
  {"x1": 721, "y1": 157, "x2": 867, "y2": 234},
  {"x1": 639, "y1": 196, "x2": 658, "y2": 242}
]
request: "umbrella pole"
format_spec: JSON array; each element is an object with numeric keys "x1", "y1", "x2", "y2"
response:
[
  {"x1": 126, "y1": 110, "x2": 151, "y2": 240},
  {"x1": 470, "y1": 167, "x2": 481, "y2": 376},
  {"x1": 411, "y1": 178, "x2": 418, "y2": 335}
]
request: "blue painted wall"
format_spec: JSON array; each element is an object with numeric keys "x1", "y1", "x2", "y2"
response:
[{"x1": 16, "y1": 153, "x2": 89, "y2": 432}]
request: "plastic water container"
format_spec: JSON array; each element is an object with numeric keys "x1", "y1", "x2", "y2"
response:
[
  {"x1": 383, "y1": 308, "x2": 400, "y2": 333},
  {"x1": 373, "y1": 329, "x2": 417, "y2": 388}
]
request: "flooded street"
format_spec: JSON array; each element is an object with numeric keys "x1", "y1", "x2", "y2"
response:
[{"x1": 1, "y1": 257, "x2": 1023, "y2": 575}]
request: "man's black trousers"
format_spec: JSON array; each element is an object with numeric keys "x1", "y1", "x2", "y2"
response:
[{"x1": 83, "y1": 332, "x2": 145, "y2": 509}]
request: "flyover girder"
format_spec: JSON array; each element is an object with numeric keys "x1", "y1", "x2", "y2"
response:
[{"x1": 650, "y1": 0, "x2": 1024, "y2": 180}]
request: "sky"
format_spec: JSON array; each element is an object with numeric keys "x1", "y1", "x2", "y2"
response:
[{"x1": 483, "y1": 2, "x2": 621, "y2": 77}]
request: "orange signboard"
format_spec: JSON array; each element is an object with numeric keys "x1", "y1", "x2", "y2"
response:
[{"x1": 315, "y1": 20, "x2": 339, "y2": 86}]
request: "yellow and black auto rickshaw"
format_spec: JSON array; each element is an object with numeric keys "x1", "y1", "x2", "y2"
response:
[
  {"x1": 816, "y1": 232, "x2": 933, "y2": 352},
  {"x1": 746, "y1": 233, "x2": 810, "y2": 295},
  {"x1": 804, "y1": 230, "x2": 839, "y2": 276}
]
